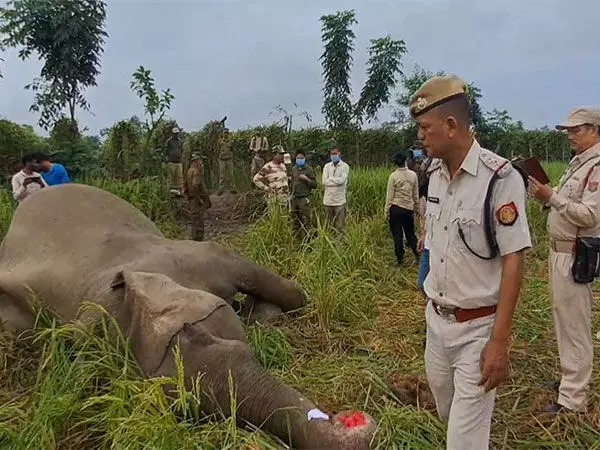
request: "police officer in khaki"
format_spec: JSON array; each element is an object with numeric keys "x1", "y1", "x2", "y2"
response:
[
  {"x1": 529, "y1": 107, "x2": 600, "y2": 414},
  {"x1": 412, "y1": 75, "x2": 531, "y2": 450}
]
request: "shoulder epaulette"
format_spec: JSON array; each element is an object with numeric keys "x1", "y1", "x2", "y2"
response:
[
  {"x1": 479, "y1": 148, "x2": 512, "y2": 178},
  {"x1": 426, "y1": 159, "x2": 442, "y2": 173}
]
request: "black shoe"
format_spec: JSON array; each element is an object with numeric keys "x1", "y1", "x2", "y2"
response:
[{"x1": 541, "y1": 402, "x2": 569, "y2": 414}]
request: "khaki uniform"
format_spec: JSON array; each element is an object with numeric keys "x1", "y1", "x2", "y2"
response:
[
  {"x1": 424, "y1": 141, "x2": 531, "y2": 450},
  {"x1": 546, "y1": 141, "x2": 600, "y2": 412},
  {"x1": 218, "y1": 136, "x2": 234, "y2": 192},
  {"x1": 252, "y1": 161, "x2": 289, "y2": 205},
  {"x1": 186, "y1": 164, "x2": 211, "y2": 241}
]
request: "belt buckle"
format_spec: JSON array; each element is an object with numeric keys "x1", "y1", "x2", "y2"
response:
[{"x1": 436, "y1": 304, "x2": 457, "y2": 322}]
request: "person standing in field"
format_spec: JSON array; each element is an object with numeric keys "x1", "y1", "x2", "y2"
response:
[
  {"x1": 384, "y1": 149, "x2": 420, "y2": 266},
  {"x1": 165, "y1": 127, "x2": 185, "y2": 196},
  {"x1": 528, "y1": 107, "x2": 600, "y2": 414},
  {"x1": 413, "y1": 75, "x2": 531, "y2": 450},
  {"x1": 185, "y1": 153, "x2": 212, "y2": 242},
  {"x1": 12, "y1": 153, "x2": 48, "y2": 202},
  {"x1": 322, "y1": 147, "x2": 350, "y2": 232},
  {"x1": 252, "y1": 146, "x2": 289, "y2": 206},
  {"x1": 35, "y1": 152, "x2": 70, "y2": 185},
  {"x1": 290, "y1": 150, "x2": 317, "y2": 238},
  {"x1": 218, "y1": 128, "x2": 235, "y2": 195}
]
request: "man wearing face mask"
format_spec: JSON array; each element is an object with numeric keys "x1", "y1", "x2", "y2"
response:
[
  {"x1": 529, "y1": 107, "x2": 600, "y2": 415},
  {"x1": 290, "y1": 150, "x2": 317, "y2": 238},
  {"x1": 322, "y1": 147, "x2": 350, "y2": 232}
]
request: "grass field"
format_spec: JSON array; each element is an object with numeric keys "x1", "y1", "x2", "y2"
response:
[{"x1": 1, "y1": 161, "x2": 599, "y2": 449}]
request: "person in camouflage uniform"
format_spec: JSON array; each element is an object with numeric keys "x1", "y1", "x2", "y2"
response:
[
  {"x1": 252, "y1": 146, "x2": 289, "y2": 206},
  {"x1": 218, "y1": 128, "x2": 235, "y2": 195},
  {"x1": 290, "y1": 150, "x2": 317, "y2": 238},
  {"x1": 165, "y1": 127, "x2": 185, "y2": 196},
  {"x1": 186, "y1": 153, "x2": 212, "y2": 241}
]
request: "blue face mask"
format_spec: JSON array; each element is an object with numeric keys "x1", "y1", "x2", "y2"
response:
[
  {"x1": 296, "y1": 158, "x2": 305, "y2": 167},
  {"x1": 331, "y1": 154, "x2": 341, "y2": 163}
]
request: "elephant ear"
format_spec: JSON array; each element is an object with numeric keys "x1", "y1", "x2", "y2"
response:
[{"x1": 111, "y1": 270, "x2": 228, "y2": 375}]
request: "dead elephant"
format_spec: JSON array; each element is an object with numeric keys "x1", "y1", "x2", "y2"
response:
[{"x1": 0, "y1": 184, "x2": 376, "y2": 449}]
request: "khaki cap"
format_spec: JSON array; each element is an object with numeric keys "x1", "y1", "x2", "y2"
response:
[
  {"x1": 272, "y1": 144, "x2": 285, "y2": 154},
  {"x1": 409, "y1": 75, "x2": 468, "y2": 118},
  {"x1": 556, "y1": 107, "x2": 600, "y2": 130}
]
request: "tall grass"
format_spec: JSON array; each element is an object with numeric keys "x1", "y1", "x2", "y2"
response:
[{"x1": 1, "y1": 161, "x2": 600, "y2": 449}]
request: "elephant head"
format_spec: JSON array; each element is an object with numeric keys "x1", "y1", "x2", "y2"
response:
[{"x1": 107, "y1": 248, "x2": 377, "y2": 450}]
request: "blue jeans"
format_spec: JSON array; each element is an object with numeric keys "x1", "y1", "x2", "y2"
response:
[{"x1": 417, "y1": 248, "x2": 430, "y2": 293}]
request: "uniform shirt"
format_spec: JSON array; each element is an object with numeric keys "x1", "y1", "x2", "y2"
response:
[
  {"x1": 291, "y1": 164, "x2": 318, "y2": 198},
  {"x1": 12, "y1": 170, "x2": 48, "y2": 202},
  {"x1": 41, "y1": 163, "x2": 70, "y2": 185},
  {"x1": 252, "y1": 161, "x2": 289, "y2": 199},
  {"x1": 219, "y1": 138, "x2": 233, "y2": 160},
  {"x1": 385, "y1": 167, "x2": 419, "y2": 213},
  {"x1": 322, "y1": 160, "x2": 350, "y2": 206},
  {"x1": 165, "y1": 137, "x2": 183, "y2": 163},
  {"x1": 424, "y1": 140, "x2": 532, "y2": 309},
  {"x1": 547, "y1": 142, "x2": 600, "y2": 241}
]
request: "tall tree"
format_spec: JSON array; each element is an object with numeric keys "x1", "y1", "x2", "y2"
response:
[
  {"x1": 355, "y1": 36, "x2": 407, "y2": 126},
  {"x1": 320, "y1": 10, "x2": 407, "y2": 130},
  {"x1": 0, "y1": 0, "x2": 108, "y2": 131},
  {"x1": 319, "y1": 10, "x2": 357, "y2": 130}
]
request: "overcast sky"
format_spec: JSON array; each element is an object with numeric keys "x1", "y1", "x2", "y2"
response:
[{"x1": 0, "y1": 0, "x2": 598, "y2": 136}]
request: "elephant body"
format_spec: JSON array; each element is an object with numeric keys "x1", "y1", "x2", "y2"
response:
[{"x1": 0, "y1": 184, "x2": 375, "y2": 449}]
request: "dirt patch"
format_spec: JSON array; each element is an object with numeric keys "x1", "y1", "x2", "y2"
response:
[
  {"x1": 387, "y1": 372, "x2": 436, "y2": 412},
  {"x1": 172, "y1": 190, "x2": 266, "y2": 240}
]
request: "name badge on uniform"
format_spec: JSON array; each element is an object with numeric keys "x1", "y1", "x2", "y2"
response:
[{"x1": 428, "y1": 196, "x2": 440, "y2": 204}]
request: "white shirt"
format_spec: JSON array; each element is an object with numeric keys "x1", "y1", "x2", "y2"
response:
[
  {"x1": 12, "y1": 170, "x2": 48, "y2": 202},
  {"x1": 322, "y1": 160, "x2": 350, "y2": 207},
  {"x1": 424, "y1": 140, "x2": 531, "y2": 309}
]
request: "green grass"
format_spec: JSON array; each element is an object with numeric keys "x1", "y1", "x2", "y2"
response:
[{"x1": 1, "y1": 162, "x2": 599, "y2": 449}]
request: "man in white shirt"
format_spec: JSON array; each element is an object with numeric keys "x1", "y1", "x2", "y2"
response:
[
  {"x1": 322, "y1": 147, "x2": 350, "y2": 232},
  {"x1": 12, "y1": 153, "x2": 48, "y2": 202}
]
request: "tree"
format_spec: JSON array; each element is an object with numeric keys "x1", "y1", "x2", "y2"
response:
[
  {"x1": 319, "y1": 10, "x2": 407, "y2": 130},
  {"x1": 129, "y1": 65, "x2": 175, "y2": 174},
  {"x1": 0, "y1": 0, "x2": 108, "y2": 131}
]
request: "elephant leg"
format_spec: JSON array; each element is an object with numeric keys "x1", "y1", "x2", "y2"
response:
[
  {"x1": 154, "y1": 309, "x2": 376, "y2": 449},
  {"x1": 204, "y1": 242, "x2": 308, "y2": 313},
  {"x1": 239, "y1": 295, "x2": 283, "y2": 325},
  {"x1": 0, "y1": 293, "x2": 35, "y2": 334}
]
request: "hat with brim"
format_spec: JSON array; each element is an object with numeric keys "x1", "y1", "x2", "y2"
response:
[
  {"x1": 272, "y1": 145, "x2": 285, "y2": 155},
  {"x1": 409, "y1": 75, "x2": 468, "y2": 118},
  {"x1": 556, "y1": 107, "x2": 600, "y2": 130}
]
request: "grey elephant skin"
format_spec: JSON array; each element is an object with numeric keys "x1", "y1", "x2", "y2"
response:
[{"x1": 0, "y1": 184, "x2": 376, "y2": 449}]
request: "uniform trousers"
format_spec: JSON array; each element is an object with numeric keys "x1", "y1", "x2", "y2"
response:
[
  {"x1": 425, "y1": 300, "x2": 496, "y2": 450},
  {"x1": 549, "y1": 250, "x2": 594, "y2": 412},
  {"x1": 189, "y1": 202, "x2": 206, "y2": 242},
  {"x1": 290, "y1": 196, "x2": 312, "y2": 237},
  {"x1": 167, "y1": 162, "x2": 184, "y2": 193},
  {"x1": 324, "y1": 204, "x2": 346, "y2": 232},
  {"x1": 388, "y1": 204, "x2": 418, "y2": 264}
]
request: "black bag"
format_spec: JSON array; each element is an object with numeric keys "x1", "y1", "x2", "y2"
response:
[{"x1": 571, "y1": 237, "x2": 600, "y2": 284}]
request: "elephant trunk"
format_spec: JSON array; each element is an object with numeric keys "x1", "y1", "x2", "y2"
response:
[{"x1": 197, "y1": 343, "x2": 376, "y2": 449}]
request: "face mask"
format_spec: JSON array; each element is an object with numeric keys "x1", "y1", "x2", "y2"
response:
[
  {"x1": 296, "y1": 158, "x2": 305, "y2": 167},
  {"x1": 331, "y1": 155, "x2": 341, "y2": 163}
]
